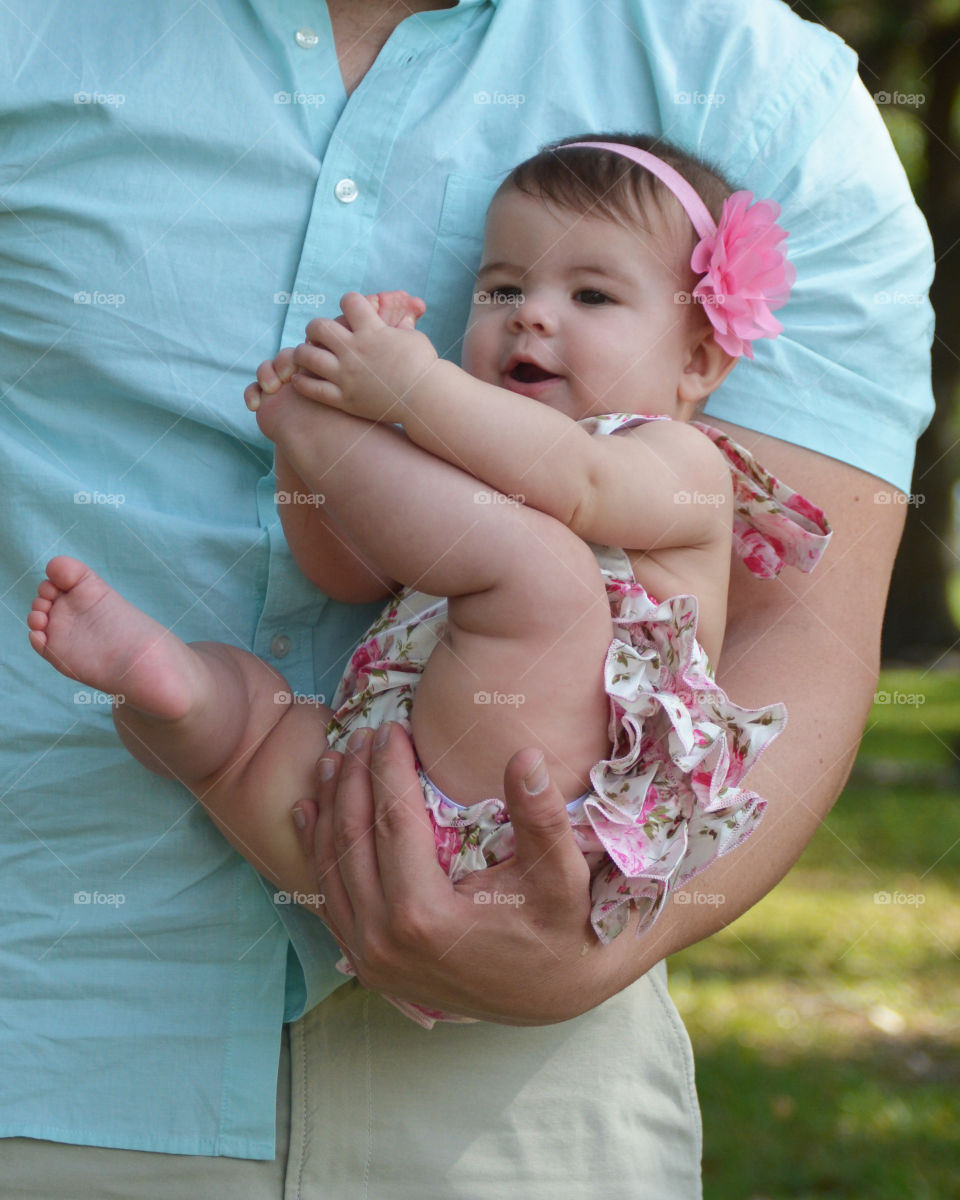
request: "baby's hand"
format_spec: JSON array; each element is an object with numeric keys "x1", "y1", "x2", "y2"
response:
[
  {"x1": 290, "y1": 292, "x2": 438, "y2": 423},
  {"x1": 244, "y1": 291, "x2": 426, "y2": 414}
]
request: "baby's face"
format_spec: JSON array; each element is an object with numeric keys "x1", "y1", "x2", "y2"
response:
[{"x1": 462, "y1": 186, "x2": 702, "y2": 422}]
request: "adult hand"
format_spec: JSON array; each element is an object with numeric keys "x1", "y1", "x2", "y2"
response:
[{"x1": 292, "y1": 722, "x2": 654, "y2": 1024}]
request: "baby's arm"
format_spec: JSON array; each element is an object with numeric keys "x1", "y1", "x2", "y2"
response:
[
  {"x1": 248, "y1": 291, "x2": 426, "y2": 603},
  {"x1": 291, "y1": 293, "x2": 731, "y2": 556}
]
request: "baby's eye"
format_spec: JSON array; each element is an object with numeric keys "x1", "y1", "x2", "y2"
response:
[{"x1": 575, "y1": 289, "x2": 612, "y2": 305}]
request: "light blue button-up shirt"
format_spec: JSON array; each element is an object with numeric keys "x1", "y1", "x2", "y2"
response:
[{"x1": 0, "y1": 0, "x2": 933, "y2": 1158}]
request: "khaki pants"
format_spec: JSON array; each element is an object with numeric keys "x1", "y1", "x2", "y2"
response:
[{"x1": 0, "y1": 965, "x2": 701, "y2": 1199}]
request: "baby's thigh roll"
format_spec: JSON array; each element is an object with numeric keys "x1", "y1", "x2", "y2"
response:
[{"x1": 413, "y1": 506, "x2": 613, "y2": 806}]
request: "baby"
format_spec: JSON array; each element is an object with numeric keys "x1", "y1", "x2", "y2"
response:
[{"x1": 28, "y1": 135, "x2": 830, "y2": 1023}]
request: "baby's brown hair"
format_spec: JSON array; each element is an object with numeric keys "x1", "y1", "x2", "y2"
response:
[{"x1": 500, "y1": 132, "x2": 736, "y2": 287}]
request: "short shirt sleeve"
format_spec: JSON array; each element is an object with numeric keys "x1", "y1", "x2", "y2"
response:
[{"x1": 702, "y1": 70, "x2": 935, "y2": 494}]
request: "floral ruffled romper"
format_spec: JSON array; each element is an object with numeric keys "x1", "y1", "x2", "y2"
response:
[{"x1": 326, "y1": 415, "x2": 832, "y2": 1026}]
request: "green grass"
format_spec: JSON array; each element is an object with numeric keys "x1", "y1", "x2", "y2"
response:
[{"x1": 669, "y1": 668, "x2": 960, "y2": 1200}]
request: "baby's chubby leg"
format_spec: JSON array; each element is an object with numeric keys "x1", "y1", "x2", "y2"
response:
[
  {"x1": 413, "y1": 506, "x2": 613, "y2": 807},
  {"x1": 28, "y1": 556, "x2": 331, "y2": 905},
  {"x1": 256, "y1": 379, "x2": 613, "y2": 808}
]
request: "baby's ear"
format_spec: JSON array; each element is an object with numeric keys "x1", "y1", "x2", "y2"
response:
[{"x1": 677, "y1": 329, "x2": 737, "y2": 414}]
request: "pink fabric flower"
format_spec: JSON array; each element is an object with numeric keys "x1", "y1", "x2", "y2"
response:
[
  {"x1": 736, "y1": 527, "x2": 784, "y2": 578},
  {"x1": 348, "y1": 638, "x2": 383, "y2": 685},
  {"x1": 784, "y1": 491, "x2": 828, "y2": 528},
  {"x1": 432, "y1": 823, "x2": 465, "y2": 873},
  {"x1": 691, "y1": 191, "x2": 796, "y2": 359}
]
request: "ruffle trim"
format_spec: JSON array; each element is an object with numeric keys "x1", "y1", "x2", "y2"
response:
[
  {"x1": 579, "y1": 413, "x2": 832, "y2": 579},
  {"x1": 691, "y1": 420, "x2": 832, "y2": 578},
  {"x1": 579, "y1": 584, "x2": 783, "y2": 941}
]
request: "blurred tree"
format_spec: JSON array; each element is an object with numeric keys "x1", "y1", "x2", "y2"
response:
[{"x1": 802, "y1": 0, "x2": 960, "y2": 660}]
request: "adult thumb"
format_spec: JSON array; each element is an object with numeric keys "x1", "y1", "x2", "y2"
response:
[{"x1": 503, "y1": 749, "x2": 588, "y2": 880}]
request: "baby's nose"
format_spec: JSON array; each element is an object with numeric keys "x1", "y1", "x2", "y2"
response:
[{"x1": 508, "y1": 296, "x2": 555, "y2": 334}]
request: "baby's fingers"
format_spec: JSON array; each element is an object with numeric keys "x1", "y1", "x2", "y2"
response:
[
  {"x1": 290, "y1": 371, "x2": 346, "y2": 409},
  {"x1": 292, "y1": 340, "x2": 341, "y2": 382},
  {"x1": 303, "y1": 315, "x2": 351, "y2": 348}
]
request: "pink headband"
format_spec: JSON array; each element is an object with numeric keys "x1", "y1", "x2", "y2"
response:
[{"x1": 562, "y1": 140, "x2": 795, "y2": 358}]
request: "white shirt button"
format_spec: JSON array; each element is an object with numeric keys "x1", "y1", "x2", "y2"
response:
[
  {"x1": 295, "y1": 27, "x2": 319, "y2": 49},
  {"x1": 334, "y1": 178, "x2": 358, "y2": 203},
  {"x1": 271, "y1": 635, "x2": 292, "y2": 658}
]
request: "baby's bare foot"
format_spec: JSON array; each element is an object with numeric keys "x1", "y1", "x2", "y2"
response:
[
  {"x1": 28, "y1": 556, "x2": 201, "y2": 721},
  {"x1": 373, "y1": 290, "x2": 426, "y2": 330}
]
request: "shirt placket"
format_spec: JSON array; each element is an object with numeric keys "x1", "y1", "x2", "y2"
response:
[{"x1": 253, "y1": 14, "x2": 451, "y2": 688}]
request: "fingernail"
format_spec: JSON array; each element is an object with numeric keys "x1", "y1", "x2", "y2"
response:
[
  {"x1": 293, "y1": 805, "x2": 307, "y2": 830},
  {"x1": 347, "y1": 729, "x2": 369, "y2": 752},
  {"x1": 318, "y1": 757, "x2": 336, "y2": 781},
  {"x1": 522, "y1": 755, "x2": 548, "y2": 796},
  {"x1": 373, "y1": 723, "x2": 390, "y2": 749},
  {"x1": 246, "y1": 394, "x2": 260, "y2": 412}
]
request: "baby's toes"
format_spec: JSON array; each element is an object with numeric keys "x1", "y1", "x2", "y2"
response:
[
  {"x1": 244, "y1": 380, "x2": 264, "y2": 412},
  {"x1": 27, "y1": 605, "x2": 49, "y2": 631},
  {"x1": 36, "y1": 578, "x2": 60, "y2": 602},
  {"x1": 256, "y1": 358, "x2": 283, "y2": 395},
  {"x1": 375, "y1": 290, "x2": 426, "y2": 329},
  {"x1": 273, "y1": 347, "x2": 297, "y2": 382}
]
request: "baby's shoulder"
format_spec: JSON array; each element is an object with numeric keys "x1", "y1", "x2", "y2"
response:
[{"x1": 616, "y1": 418, "x2": 732, "y2": 491}]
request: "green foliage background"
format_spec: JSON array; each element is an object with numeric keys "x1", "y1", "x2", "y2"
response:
[{"x1": 671, "y1": 670, "x2": 960, "y2": 1199}]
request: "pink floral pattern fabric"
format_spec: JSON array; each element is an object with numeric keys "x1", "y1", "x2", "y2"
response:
[{"x1": 326, "y1": 416, "x2": 831, "y2": 1023}]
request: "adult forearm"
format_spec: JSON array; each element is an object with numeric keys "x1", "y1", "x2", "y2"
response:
[{"x1": 625, "y1": 423, "x2": 905, "y2": 963}]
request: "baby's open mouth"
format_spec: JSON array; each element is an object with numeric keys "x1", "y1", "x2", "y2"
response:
[{"x1": 508, "y1": 362, "x2": 560, "y2": 383}]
